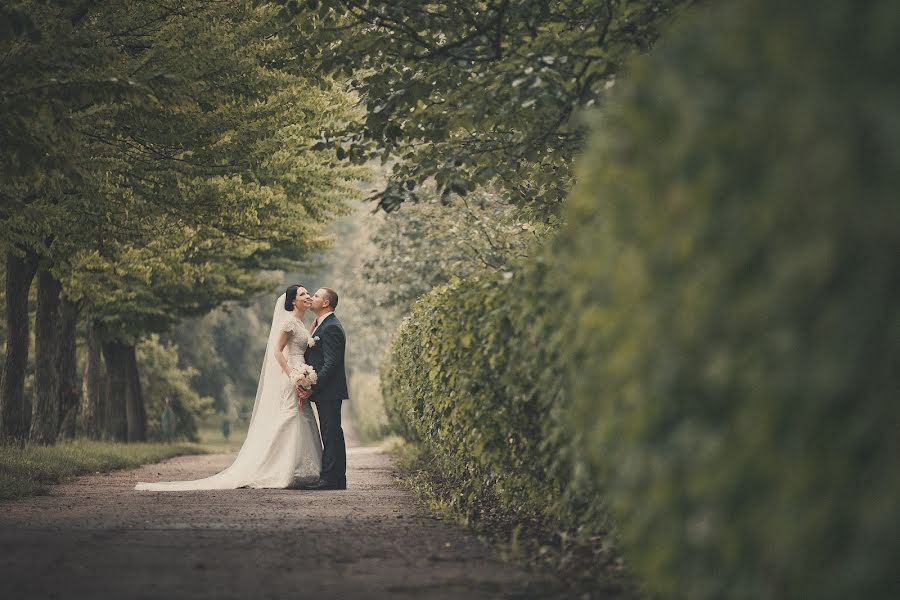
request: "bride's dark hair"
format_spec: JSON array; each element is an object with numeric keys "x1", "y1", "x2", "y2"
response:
[{"x1": 284, "y1": 284, "x2": 303, "y2": 311}]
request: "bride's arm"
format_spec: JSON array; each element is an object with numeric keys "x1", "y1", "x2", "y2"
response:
[{"x1": 273, "y1": 331, "x2": 292, "y2": 376}]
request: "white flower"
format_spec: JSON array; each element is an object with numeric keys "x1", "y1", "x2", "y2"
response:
[
  {"x1": 289, "y1": 365, "x2": 318, "y2": 390},
  {"x1": 307, "y1": 335, "x2": 320, "y2": 348}
]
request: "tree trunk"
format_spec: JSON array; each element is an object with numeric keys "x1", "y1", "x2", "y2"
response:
[
  {"x1": 123, "y1": 344, "x2": 146, "y2": 442},
  {"x1": 0, "y1": 250, "x2": 38, "y2": 442},
  {"x1": 30, "y1": 267, "x2": 62, "y2": 444},
  {"x1": 80, "y1": 315, "x2": 104, "y2": 438},
  {"x1": 56, "y1": 299, "x2": 80, "y2": 439},
  {"x1": 102, "y1": 340, "x2": 128, "y2": 442}
]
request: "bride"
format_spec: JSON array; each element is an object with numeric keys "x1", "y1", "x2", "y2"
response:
[{"x1": 135, "y1": 285, "x2": 323, "y2": 491}]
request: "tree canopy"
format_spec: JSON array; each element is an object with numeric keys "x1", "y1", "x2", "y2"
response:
[
  {"x1": 0, "y1": 0, "x2": 367, "y2": 442},
  {"x1": 293, "y1": 0, "x2": 692, "y2": 215},
  {"x1": 3, "y1": 0, "x2": 366, "y2": 331}
]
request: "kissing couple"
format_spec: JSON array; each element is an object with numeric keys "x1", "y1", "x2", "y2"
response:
[{"x1": 136, "y1": 285, "x2": 349, "y2": 492}]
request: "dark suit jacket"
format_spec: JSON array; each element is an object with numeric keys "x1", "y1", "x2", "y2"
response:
[{"x1": 304, "y1": 313, "x2": 349, "y2": 403}]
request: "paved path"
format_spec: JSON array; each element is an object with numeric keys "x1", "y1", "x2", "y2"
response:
[{"x1": 0, "y1": 429, "x2": 562, "y2": 598}]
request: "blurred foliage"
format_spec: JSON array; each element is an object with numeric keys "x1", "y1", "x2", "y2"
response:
[
  {"x1": 137, "y1": 335, "x2": 214, "y2": 442},
  {"x1": 366, "y1": 186, "x2": 555, "y2": 306},
  {"x1": 348, "y1": 372, "x2": 390, "y2": 443},
  {"x1": 165, "y1": 296, "x2": 274, "y2": 415},
  {"x1": 559, "y1": 0, "x2": 900, "y2": 597},
  {"x1": 298, "y1": 203, "x2": 399, "y2": 442},
  {"x1": 193, "y1": 413, "x2": 249, "y2": 453},
  {"x1": 383, "y1": 0, "x2": 899, "y2": 596},
  {"x1": 316, "y1": 207, "x2": 399, "y2": 374},
  {"x1": 292, "y1": 0, "x2": 693, "y2": 215}
]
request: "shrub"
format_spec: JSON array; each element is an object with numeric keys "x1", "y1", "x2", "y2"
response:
[
  {"x1": 381, "y1": 265, "x2": 614, "y2": 568},
  {"x1": 560, "y1": 0, "x2": 900, "y2": 597}
]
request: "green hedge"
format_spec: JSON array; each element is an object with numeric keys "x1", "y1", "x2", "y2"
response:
[
  {"x1": 384, "y1": 0, "x2": 898, "y2": 597},
  {"x1": 382, "y1": 265, "x2": 611, "y2": 559},
  {"x1": 560, "y1": 0, "x2": 900, "y2": 598}
]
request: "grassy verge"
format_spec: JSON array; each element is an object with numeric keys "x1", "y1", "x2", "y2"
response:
[
  {"x1": 0, "y1": 439, "x2": 209, "y2": 501},
  {"x1": 195, "y1": 414, "x2": 249, "y2": 453},
  {"x1": 394, "y1": 441, "x2": 636, "y2": 599}
]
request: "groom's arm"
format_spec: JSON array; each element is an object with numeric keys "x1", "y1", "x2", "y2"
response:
[{"x1": 312, "y1": 325, "x2": 345, "y2": 393}]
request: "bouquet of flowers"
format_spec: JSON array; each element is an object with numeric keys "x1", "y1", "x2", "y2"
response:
[
  {"x1": 290, "y1": 364, "x2": 317, "y2": 391},
  {"x1": 289, "y1": 365, "x2": 318, "y2": 407}
]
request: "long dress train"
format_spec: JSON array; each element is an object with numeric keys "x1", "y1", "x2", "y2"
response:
[{"x1": 135, "y1": 295, "x2": 322, "y2": 491}]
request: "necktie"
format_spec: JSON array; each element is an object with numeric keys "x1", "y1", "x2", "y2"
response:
[{"x1": 310, "y1": 319, "x2": 318, "y2": 334}]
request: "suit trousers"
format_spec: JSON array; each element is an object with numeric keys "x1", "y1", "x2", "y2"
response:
[{"x1": 313, "y1": 397, "x2": 346, "y2": 484}]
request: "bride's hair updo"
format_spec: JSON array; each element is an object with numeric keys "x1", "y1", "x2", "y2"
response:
[{"x1": 284, "y1": 284, "x2": 303, "y2": 311}]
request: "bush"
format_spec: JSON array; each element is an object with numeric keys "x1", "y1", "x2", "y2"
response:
[
  {"x1": 381, "y1": 266, "x2": 615, "y2": 570},
  {"x1": 560, "y1": 0, "x2": 900, "y2": 597},
  {"x1": 138, "y1": 335, "x2": 214, "y2": 442}
]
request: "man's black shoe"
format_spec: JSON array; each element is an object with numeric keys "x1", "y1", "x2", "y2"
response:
[{"x1": 300, "y1": 478, "x2": 345, "y2": 491}]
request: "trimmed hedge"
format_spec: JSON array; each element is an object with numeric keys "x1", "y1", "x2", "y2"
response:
[
  {"x1": 381, "y1": 265, "x2": 613, "y2": 567},
  {"x1": 560, "y1": 0, "x2": 900, "y2": 598},
  {"x1": 384, "y1": 0, "x2": 898, "y2": 597}
]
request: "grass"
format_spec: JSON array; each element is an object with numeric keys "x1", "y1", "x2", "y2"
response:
[
  {"x1": 0, "y1": 408, "x2": 351, "y2": 502},
  {"x1": 0, "y1": 439, "x2": 209, "y2": 501},
  {"x1": 0, "y1": 414, "x2": 258, "y2": 501},
  {"x1": 195, "y1": 414, "x2": 249, "y2": 452}
]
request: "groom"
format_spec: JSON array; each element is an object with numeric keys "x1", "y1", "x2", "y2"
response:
[{"x1": 298, "y1": 287, "x2": 348, "y2": 490}]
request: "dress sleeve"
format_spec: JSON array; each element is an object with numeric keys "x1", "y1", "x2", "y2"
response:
[{"x1": 279, "y1": 319, "x2": 296, "y2": 334}]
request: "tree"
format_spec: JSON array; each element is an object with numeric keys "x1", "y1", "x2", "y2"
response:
[
  {"x1": 1, "y1": 1, "x2": 366, "y2": 442},
  {"x1": 293, "y1": 0, "x2": 692, "y2": 214},
  {"x1": 0, "y1": 250, "x2": 37, "y2": 441},
  {"x1": 0, "y1": 0, "x2": 178, "y2": 442},
  {"x1": 365, "y1": 185, "x2": 554, "y2": 306},
  {"x1": 137, "y1": 335, "x2": 214, "y2": 442},
  {"x1": 166, "y1": 296, "x2": 273, "y2": 415}
]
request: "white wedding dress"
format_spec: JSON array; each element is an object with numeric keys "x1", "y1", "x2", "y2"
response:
[{"x1": 135, "y1": 294, "x2": 322, "y2": 491}]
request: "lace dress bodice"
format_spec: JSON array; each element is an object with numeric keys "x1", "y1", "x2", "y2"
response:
[{"x1": 280, "y1": 317, "x2": 309, "y2": 366}]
